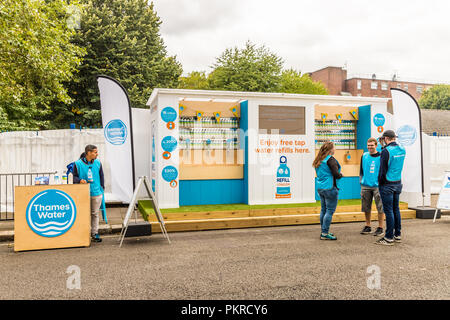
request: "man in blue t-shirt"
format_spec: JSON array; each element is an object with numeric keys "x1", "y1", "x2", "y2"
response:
[
  {"x1": 375, "y1": 130, "x2": 406, "y2": 246},
  {"x1": 359, "y1": 138, "x2": 384, "y2": 236},
  {"x1": 73, "y1": 144, "x2": 105, "y2": 243}
]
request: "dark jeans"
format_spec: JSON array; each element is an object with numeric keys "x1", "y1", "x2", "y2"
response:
[
  {"x1": 379, "y1": 183, "x2": 403, "y2": 240},
  {"x1": 318, "y1": 187, "x2": 339, "y2": 234}
]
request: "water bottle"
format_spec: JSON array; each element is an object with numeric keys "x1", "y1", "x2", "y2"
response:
[
  {"x1": 53, "y1": 173, "x2": 60, "y2": 185},
  {"x1": 68, "y1": 172, "x2": 73, "y2": 184},
  {"x1": 87, "y1": 167, "x2": 94, "y2": 183},
  {"x1": 61, "y1": 171, "x2": 68, "y2": 184}
]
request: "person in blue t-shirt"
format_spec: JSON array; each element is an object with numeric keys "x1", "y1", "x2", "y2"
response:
[
  {"x1": 375, "y1": 130, "x2": 406, "y2": 246},
  {"x1": 313, "y1": 141, "x2": 343, "y2": 240},
  {"x1": 73, "y1": 145, "x2": 105, "y2": 243},
  {"x1": 359, "y1": 138, "x2": 384, "y2": 236}
]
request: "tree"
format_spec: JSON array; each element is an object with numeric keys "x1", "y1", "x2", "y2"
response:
[
  {"x1": 207, "y1": 41, "x2": 283, "y2": 92},
  {"x1": 178, "y1": 71, "x2": 209, "y2": 90},
  {"x1": 419, "y1": 84, "x2": 450, "y2": 110},
  {"x1": 68, "y1": 0, "x2": 182, "y2": 128},
  {"x1": 278, "y1": 69, "x2": 329, "y2": 95},
  {"x1": 0, "y1": 0, "x2": 85, "y2": 130}
]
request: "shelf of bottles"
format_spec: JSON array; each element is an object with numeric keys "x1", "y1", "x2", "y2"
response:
[
  {"x1": 179, "y1": 116, "x2": 240, "y2": 150},
  {"x1": 315, "y1": 120, "x2": 357, "y2": 149}
]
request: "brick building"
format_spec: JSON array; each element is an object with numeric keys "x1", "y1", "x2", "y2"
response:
[{"x1": 309, "y1": 66, "x2": 434, "y2": 100}]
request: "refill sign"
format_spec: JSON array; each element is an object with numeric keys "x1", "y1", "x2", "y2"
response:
[{"x1": 26, "y1": 189, "x2": 77, "y2": 237}]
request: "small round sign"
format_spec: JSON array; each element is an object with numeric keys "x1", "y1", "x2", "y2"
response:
[
  {"x1": 377, "y1": 126, "x2": 384, "y2": 133},
  {"x1": 373, "y1": 113, "x2": 386, "y2": 127},
  {"x1": 167, "y1": 122, "x2": 175, "y2": 130},
  {"x1": 161, "y1": 136, "x2": 177, "y2": 152},
  {"x1": 161, "y1": 107, "x2": 177, "y2": 123},
  {"x1": 162, "y1": 151, "x2": 171, "y2": 160},
  {"x1": 162, "y1": 166, "x2": 178, "y2": 182},
  {"x1": 169, "y1": 180, "x2": 178, "y2": 188}
]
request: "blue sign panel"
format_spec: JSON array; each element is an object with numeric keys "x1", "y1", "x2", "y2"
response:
[
  {"x1": 373, "y1": 113, "x2": 386, "y2": 127},
  {"x1": 26, "y1": 189, "x2": 77, "y2": 238},
  {"x1": 161, "y1": 136, "x2": 178, "y2": 152},
  {"x1": 104, "y1": 119, "x2": 127, "y2": 145},
  {"x1": 161, "y1": 107, "x2": 177, "y2": 123},
  {"x1": 162, "y1": 166, "x2": 178, "y2": 182}
]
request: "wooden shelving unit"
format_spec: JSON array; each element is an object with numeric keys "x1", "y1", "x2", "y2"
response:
[{"x1": 178, "y1": 100, "x2": 243, "y2": 180}]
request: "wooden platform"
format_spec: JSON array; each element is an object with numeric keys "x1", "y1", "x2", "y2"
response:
[{"x1": 138, "y1": 202, "x2": 415, "y2": 234}]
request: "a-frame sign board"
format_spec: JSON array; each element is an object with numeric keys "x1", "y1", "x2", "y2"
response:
[
  {"x1": 434, "y1": 171, "x2": 450, "y2": 223},
  {"x1": 119, "y1": 176, "x2": 171, "y2": 247}
]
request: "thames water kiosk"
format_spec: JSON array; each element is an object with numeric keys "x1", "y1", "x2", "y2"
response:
[{"x1": 147, "y1": 89, "x2": 393, "y2": 209}]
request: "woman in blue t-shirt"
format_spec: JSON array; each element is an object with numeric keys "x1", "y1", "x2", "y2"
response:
[{"x1": 313, "y1": 141, "x2": 343, "y2": 240}]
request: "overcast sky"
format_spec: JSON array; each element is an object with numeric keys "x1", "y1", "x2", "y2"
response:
[{"x1": 153, "y1": 0, "x2": 449, "y2": 84}]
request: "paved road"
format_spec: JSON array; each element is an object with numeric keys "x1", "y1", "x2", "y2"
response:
[{"x1": 0, "y1": 218, "x2": 449, "y2": 300}]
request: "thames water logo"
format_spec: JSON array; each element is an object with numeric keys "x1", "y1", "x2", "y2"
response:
[
  {"x1": 26, "y1": 189, "x2": 77, "y2": 237},
  {"x1": 104, "y1": 119, "x2": 127, "y2": 145},
  {"x1": 397, "y1": 125, "x2": 417, "y2": 146}
]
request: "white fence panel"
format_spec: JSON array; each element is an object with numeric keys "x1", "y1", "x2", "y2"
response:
[
  {"x1": 0, "y1": 129, "x2": 110, "y2": 213},
  {"x1": 427, "y1": 136, "x2": 450, "y2": 194}
]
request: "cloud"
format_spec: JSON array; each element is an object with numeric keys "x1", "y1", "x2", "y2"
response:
[
  {"x1": 153, "y1": 0, "x2": 243, "y2": 36},
  {"x1": 153, "y1": 0, "x2": 450, "y2": 83}
]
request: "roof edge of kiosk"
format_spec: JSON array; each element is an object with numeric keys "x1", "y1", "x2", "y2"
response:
[{"x1": 147, "y1": 88, "x2": 390, "y2": 106}]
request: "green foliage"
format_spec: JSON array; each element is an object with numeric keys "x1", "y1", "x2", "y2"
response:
[
  {"x1": 419, "y1": 84, "x2": 450, "y2": 110},
  {"x1": 207, "y1": 41, "x2": 283, "y2": 92},
  {"x1": 181, "y1": 42, "x2": 329, "y2": 96},
  {"x1": 178, "y1": 71, "x2": 209, "y2": 90},
  {"x1": 67, "y1": 0, "x2": 182, "y2": 128},
  {"x1": 0, "y1": 0, "x2": 85, "y2": 130},
  {"x1": 278, "y1": 68, "x2": 329, "y2": 95}
]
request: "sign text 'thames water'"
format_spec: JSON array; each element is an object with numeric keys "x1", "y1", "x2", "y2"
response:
[{"x1": 26, "y1": 189, "x2": 77, "y2": 237}]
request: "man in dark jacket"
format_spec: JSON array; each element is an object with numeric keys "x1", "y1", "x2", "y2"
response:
[{"x1": 375, "y1": 130, "x2": 406, "y2": 246}]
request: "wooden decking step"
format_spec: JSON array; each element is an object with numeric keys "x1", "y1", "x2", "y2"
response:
[
  {"x1": 142, "y1": 202, "x2": 409, "y2": 222},
  {"x1": 150, "y1": 209, "x2": 416, "y2": 233}
]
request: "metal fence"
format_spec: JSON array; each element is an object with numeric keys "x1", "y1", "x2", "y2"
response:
[{"x1": 0, "y1": 172, "x2": 56, "y2": 221}]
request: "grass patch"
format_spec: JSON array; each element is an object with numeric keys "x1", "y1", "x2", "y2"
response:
[{"x1": 138, "y1": 199, "x2": 364, "y2": 216}]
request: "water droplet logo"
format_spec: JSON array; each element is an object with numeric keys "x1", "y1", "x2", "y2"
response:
[
  {"x1": 26, "y1": 189, "x2": 77, "y2": 237},
  {"x1": 104, "y1": 119, "x2": 127, "y2": 145}
]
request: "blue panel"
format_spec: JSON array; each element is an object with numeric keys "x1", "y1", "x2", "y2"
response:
[
  {"x1": 357, "y1": 105, "x2": 371, "y2": 151},
  {"x1": 179, "y1": 179, "x2": 244, "y2": 206},
  {"x1": 240, "y1": 100, "x2": 249, "y2": 204},
  {"x1": 315, "y1": 177, "x2": 361, "y2": 200}
]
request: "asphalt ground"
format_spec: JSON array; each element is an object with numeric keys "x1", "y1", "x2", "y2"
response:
[{"x1": 0, "y1": 217, "x2": 449, "y2": 300}]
